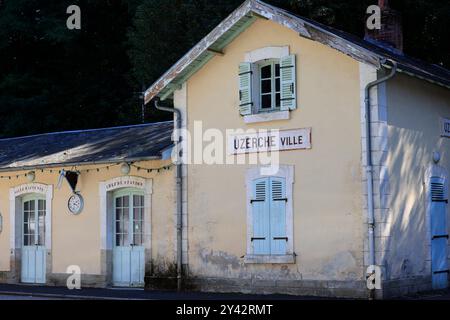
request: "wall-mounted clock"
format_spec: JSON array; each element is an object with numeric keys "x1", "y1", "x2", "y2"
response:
[{"x1": 68, "y1": 193, "x2": 84, "y2": 215}]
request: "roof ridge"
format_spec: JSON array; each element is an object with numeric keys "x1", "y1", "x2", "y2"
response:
[
  {"x1": 0, "y1": 121, "x2": 174, "y2": 142},
  {"x1": 144, "y1": 0, "x2": 449, "y2": 101}
]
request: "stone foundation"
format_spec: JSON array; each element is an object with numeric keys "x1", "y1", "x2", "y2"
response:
[
  {"x1": 0, "y1": 271, "x2": 108, "y2": 288},
  {"x1": 47, "y1": 273, "x2": 109, "y2": 288},
  {"x1": 146, "y1": 275, "x2": 369, "y2": 299},
  {"x1": 381, "y1": 275, "x2": 433, "y2": 298}
]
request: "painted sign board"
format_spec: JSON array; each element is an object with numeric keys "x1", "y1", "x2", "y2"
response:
[
  {"x1": 228, "y1": 128, "x2": 312, "y2": 155},
  {"x1": 105, "y1": 176, "x2": 145, "y2": 192},
  {"x1": 13, "y1": 183, "x2": 49, "y2": 197},
  {"x1": 441, "y1": 118, "x2": 450, "y2": 138}
]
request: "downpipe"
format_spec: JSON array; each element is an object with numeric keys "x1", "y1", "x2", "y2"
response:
[
  {"x1": 155, "y1": 99, "x2": 183, "y2": 292},
  {"x1": 364, "y1": 59, "x2": 397, "y2": 299}
]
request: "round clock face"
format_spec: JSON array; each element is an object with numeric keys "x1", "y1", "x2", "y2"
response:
[{"x1": 68, "y1": 193, "x2": 84, "y2": 215}]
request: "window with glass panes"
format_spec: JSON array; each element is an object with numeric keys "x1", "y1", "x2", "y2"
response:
[
  {"x1": 23, "y1": 198, "x2": 46, "y2": 246},
  {"x1": 259, "y1": 60, "x2": 281, "y2": 111},
  {"x1": 132, "y1": 194, "x2": 144, "y2": 246},
  {"x1": 114, "y1": 191, "x2": 144, "y2": 247}
]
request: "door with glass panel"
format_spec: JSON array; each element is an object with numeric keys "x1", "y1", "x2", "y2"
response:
[
  {"x1": 113, "y1": 190, "x2": 145, "y2": 287},
  {"x1": 21, "y1": 196, "x2": 46, "y2": 284}
]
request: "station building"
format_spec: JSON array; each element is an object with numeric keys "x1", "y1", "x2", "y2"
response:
[{"x1": 0, "y1": 0, "x2": 449, "y2": 299}]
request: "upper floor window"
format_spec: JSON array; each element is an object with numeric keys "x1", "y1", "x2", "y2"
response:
[
  {"x1": 238, "y1": 53, "x2": 296, "y2": 117},
  {"x1": 260, "y1": 60, "x2": 281, "y2": 111}
]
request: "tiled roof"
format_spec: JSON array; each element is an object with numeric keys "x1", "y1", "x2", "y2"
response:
[{"x1": 0, "y1": 121, "x2": 173, "y2": 170}]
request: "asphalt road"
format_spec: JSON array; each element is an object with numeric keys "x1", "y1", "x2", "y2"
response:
[
  {"x1": 0, "y1": 294, "x2": 59, "y2": 300},
  {"x1": 0, "y1": 283, "x2": 449, "y2": 300}
]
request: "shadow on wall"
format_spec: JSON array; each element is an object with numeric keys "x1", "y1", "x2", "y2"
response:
[{"x1": 382, "y1": 89, "x2": 448, "y2": 281}]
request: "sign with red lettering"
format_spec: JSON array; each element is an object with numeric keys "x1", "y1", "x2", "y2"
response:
[{"x1": 228, "y1": 128, "x2": 312, "y2": 155}]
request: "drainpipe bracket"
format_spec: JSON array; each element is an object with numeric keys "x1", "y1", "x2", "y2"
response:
[{"x1": 365, "y1": 166, "x2": 374, "y2": 173}]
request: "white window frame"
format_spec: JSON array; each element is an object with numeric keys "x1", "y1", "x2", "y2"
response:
[
  {"x1": 259, "y1": 60, "x2": 281, "y2": 112},
  {"x1": 99, "y1": 176, "x2": 152, "y2": 252},
  {"x1": 99, "y1": 176, "x2": 152, "y2": 283},
  {"x1": 112, "y1": 188, "x2": 146, "y2": 248},
  {"x1": 244, "y1": 165, "x2": 295, "y2": 264},
  {"x1": 243, "y1": 46, "x2": 291, "y2": 124},
  {"x1": 22, "y1": 195, "x2": 46, "y2": 247},
  {"x1": 10, "y1": 183, "x2": 53, "y2": 251}
]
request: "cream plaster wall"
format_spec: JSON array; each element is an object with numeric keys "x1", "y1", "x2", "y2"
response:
[
  {"x1": 185, "y1": 18, "x2": 364, "y2": 281},
  {"x1": 0, "y1": 160, "x2": 175, "y2": 276},
  {"x1": 385, "y1": 74, "x2": 450, "y2": 280}
]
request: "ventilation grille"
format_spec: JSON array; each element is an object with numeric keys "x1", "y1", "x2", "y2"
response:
[
  {"x1": 255, "y1": 182, "x2": 266, "y2": 201},
  {"x1": 271, "y1": 180, "x2": 283, "y2": 200},
  {"x1": 431, "y1": 182, "x2": 445, "y2": 202}
]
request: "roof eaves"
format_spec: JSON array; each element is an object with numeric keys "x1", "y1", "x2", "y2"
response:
[
  {"x1": 251, "y1": 0, "x2": 381, "y2": 66},
  {"x1": 393, "y1": 64, "x2": 450, "y2": 89},
  {"x1": 0, "y1": 121, "x2": 174, "y2": 142},
  {"x1": 144, "y1": 0, "x2": 449, "y2": 102},
  {"x1": 144, "y1": 0, "x2": 383, "y2": 103},
  {"x1": 144, "y1": 0, "x2": 255, "y2": 103},
  {"x1": 0, "y1": 155, "x2": 164, "y2": 173}
]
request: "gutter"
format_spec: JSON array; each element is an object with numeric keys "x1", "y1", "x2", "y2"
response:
[
  {"x1": 155, "y1": 99, "x2": 183, "y2": 292},
  {"x1": 364, "y1": 59, "x2": 397, "y2": 299}
]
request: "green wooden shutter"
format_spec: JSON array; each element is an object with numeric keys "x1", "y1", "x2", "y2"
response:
[
  {"x1": 280, "y1": 55, "x2": 297, "y2": 111},
  {"x1": 269, "y1": 177, "x2": 287, "y2": 255},
  {"x1": 251, "y1": 178, "x2": 270, "y2": 255},
  {"x1": 239, "y1": 62, "x2": 253, "y2": 116}
]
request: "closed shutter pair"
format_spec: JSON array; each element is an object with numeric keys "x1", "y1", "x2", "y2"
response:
[
  {"x1": 430, "y1": 178, "x2": 449, "y2": 287},
  {"x1": 239, "y1": 55, "x2": 297, "y2": 115},
  {"x1": 251, "y1": 177, "x2": 287, "y2": 255}
]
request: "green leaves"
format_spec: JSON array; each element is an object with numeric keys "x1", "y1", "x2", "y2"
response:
[
  {"x1": 0, "y1": 0, "x2": 138, "y2": 138},
  {"x1": 128, "y1": 0, "x2": 243, "y2": 89}
]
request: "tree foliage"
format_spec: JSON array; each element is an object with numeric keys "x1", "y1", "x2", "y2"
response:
[
  {"x1": 0, "y1": 0, "x2": 448, "y2": 138},
  {"x1": 0, "y1": 0, "x2": 138, "y2": 138}
]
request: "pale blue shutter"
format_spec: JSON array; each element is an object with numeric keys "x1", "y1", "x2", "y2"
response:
[
  {"x1": 269, "y1": 177, "x2": 287, "y2": 255},
  {"x1": 239, "y1": 62, "x2": 253, "y2": 116},
  {"x1": 280, "y1": 55, "x2": 297, "y2": 111},
  {"x1": 252, "y1": 178, "x2": 270, "y2": 255},
  {"x1": 430, "y1": 178, "x2": 449, "y2": 289}
]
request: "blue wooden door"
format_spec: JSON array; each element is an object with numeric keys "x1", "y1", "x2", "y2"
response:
[
  {"x1": 21, "y1": 197, "x2": 46, "y2": 284},
  {"x1": 430, "y1": 178, "x2": 449, "y2": 290},
  {"x1": 113, "y1": 191, "x2": 145, "y2": 287},
  {"x1": 252, "y1": 177, "x2": 287, "y2": 255}
]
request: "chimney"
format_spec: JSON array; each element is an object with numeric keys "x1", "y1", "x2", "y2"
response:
[{"x1": 365, "y1": 0, "x2": 403, "y2": 54}]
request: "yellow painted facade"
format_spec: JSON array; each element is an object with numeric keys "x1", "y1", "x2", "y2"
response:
[
  {"x1": 0, "y1": 160, "x2": 176, "y2": 281},
  {"x1": 0, "y1": 13, "x2": 448, "y2": 299},
  {"x1": 184, "y1": 19, "x2": 365, "y2": 284}
]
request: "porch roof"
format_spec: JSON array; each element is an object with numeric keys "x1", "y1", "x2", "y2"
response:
[{"x1": 0, "y1": 121, "x2": 173, "y2": 171}]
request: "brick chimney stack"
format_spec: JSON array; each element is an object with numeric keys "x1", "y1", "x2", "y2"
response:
[{"x1": 365, "y1": 0, "x2": 403, "y2": 54}]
